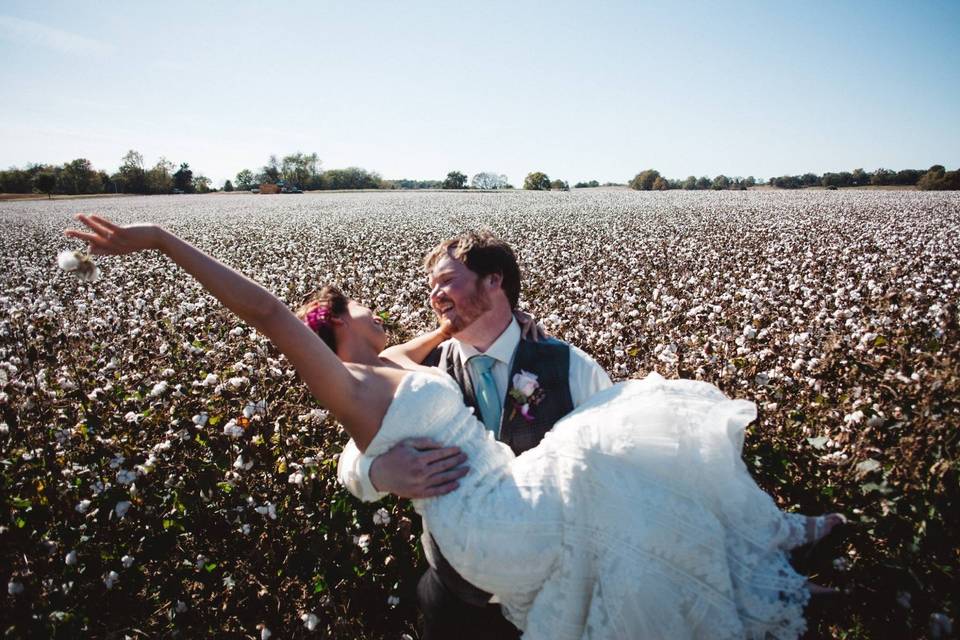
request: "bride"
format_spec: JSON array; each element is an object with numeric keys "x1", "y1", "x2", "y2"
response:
[{"x1": 65, "y1": 214, "x2": 843, "y2": 639}]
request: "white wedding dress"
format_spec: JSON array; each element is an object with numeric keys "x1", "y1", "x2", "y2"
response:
[{"x1": 363, "y1": 370, "x2": 811, "y2": 639}]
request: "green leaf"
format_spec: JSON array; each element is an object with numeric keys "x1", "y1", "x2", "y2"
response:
[
  {"x1": 204, "y1": 562, "x2": 217, "y2": 573},
  {"x1": 162, "y1": 518, "x2": 183, "y2": 531},
  {"x1": 216, "y1": 482, "x2": 233, "y2": 493},
  {"x1": 209, "y1": 415, "x2": 221, "y2": 426},
  {"x1": 312, "y1": 576, "x2": 327, "y2": 594},
  {"x1": 8, "y1": 496, "x2": 32, "y2": 509},
  {"x1": 15, "y1": 517, "x2": 26, "y2": 528},
  {"x1": 807, "y1": 436, "x2": 829, "y2": 450},
  {"x1": 873, "y1": 335, "x2": 887, "y2": 347}
]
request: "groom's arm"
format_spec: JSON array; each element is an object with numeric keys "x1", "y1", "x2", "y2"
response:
[
  {"x1": 337, "y1": 437, "x2": 469, "y2": 500},
  {"x1": 568, "y1": 344, "x2": 612, "y2": 407}
]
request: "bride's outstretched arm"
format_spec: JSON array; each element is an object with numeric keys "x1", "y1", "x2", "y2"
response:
[{"x1": 64, "y1": 214, "x2": 362, "y2": 423}]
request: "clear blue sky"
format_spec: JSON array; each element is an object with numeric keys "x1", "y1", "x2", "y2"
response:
[{"x1": 1, "y1": 0, "x2": 958, "y2": 187}]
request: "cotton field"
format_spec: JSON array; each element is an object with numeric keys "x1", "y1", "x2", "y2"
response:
[{"x1": 1, "y1": 189, "x2": 958, "y2": 638}]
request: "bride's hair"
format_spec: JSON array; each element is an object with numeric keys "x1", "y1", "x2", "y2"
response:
[
  {"x1": 295, "y1": 285, "x2": 349, "y2": 351},
  {"x1": 423, "y1": 230, "x2": 521, "y2": 309}
]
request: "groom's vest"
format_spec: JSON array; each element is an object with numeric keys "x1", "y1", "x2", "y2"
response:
[{"x1": 423, "y1": 337, "x2": 575, "y2": 606}]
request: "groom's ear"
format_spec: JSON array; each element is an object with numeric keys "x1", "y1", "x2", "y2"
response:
[{"x1": 485, "y1": 271, "x2": 503, "y2": 290}]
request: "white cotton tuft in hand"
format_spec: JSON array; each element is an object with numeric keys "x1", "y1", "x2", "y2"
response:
[
  {"x1": 57, "y1": 250, "x2": 100, "y2": 282},
  {"x1": 57, "y1": 250, "x2": 81, "y2": 271}
]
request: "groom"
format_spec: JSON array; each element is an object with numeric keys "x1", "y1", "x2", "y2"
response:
[{"x1": 337, "y1": 230, "x2": 611, "y2": 639}]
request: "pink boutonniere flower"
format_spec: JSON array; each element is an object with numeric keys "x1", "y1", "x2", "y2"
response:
[{"x1": 508, "y1": 370, "x2": 545, "y2": 423}]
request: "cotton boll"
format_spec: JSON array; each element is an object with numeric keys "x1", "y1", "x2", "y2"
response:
[
  {"x1": 104, "y1": 571, "x2": 119, "y2": 589},
  {"x1": 57, "y1": 251, "x2": 81, "y2": 271},
  {"x1": 115, "y1": 501, "x2": 131, "y2": 518},
  {"x1": 301, "y1": 612, "x2": 319, "y2": 631}
]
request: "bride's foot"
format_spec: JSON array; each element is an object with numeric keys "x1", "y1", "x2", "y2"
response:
[{"x1": 804, "y1": 513, "x2": 846, "y2": 546}]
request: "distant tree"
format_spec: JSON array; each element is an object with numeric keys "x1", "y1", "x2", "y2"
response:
[
  {"x1": 917, "y1": 165, "x2": 960, "y2": 190},
  {"x1": 549, "y1": 179, "x2": 569, "y2": 191},
  {"x1": 223, "y1": 180, "x2": 234, "y2": 192},
  {"x1": 60, "y1": 158, "x2": 100, "y2": 194},
  {"x1": 145, "y1": 157, "x2": 174, "y2": 194},
  {"x1": 389, "y1": 178, "x2": 444, "y2": 189},
  {"x1": 96, "y1": 170, "x2": 111, "y2": 193},
  {"x1": 471, "y1": 172, "x2": 509, "y2": 189},
  {"x1": 320, "y1": 167, "x2": 383, "y2": 190},
  {"x1": 524, "y1": 172, "x2": 550, "y2": 190},
  {"x1": 821, "y1": 173, "x2": 842, "y2": 189},
  {"x1": 629, "y1": 169, "x2": 661, "y2": 191},
  {"x1": 711, "y1": 175, "x2": 731, "y2": 190},
  {"x1": 893, "y1": 169, "x2": 924, "y2": 186},
  {"x1": 442, "y1": 171, "x2": 467, "y2": 189},
  {"x1": 798, "y1": 173, "x2": 818, "y2": 187},
  {"x1": 695, "y1": 176, "x2": 711, "y2": 190},
  {"x1": 744, "y1": 176, "x2": 756, "y2": 188},
  {"x1": 651, "y1": 176, "x2": 668, "y2": 191},
  {"x1": 34, "y1": 172, "x2": 57, "y2": 198},
  {"x1": 573, "y1": 180, "x2": 600, "y2": 188},
  {"x1": 281, "y1": 152, "x2": 321, "y2": 189},
  {"x1": 192, "y1": 175, "x2": 211, "y2": 193},
  {"x1": 871, "y1": 168, "x2": 894, "y2": 186},
  {"x1": 118, "y1": 149, "x2": 147, "y2": 193},
  {"x1": 851, "y1": 168, "x2": 869, "y2": 186},
  {"x1": 681, "y1": 176, "x2": 697, "y2": 190},
  {"x1": 173, "y1": 163, "x2": 194, "y2": 193},
  {"x1": 259, "y1": 155, "x2": 281, "y2": 184},
  {"x1": 235, "y1": 169, "x2": 255, "y2": 190},
  {"x1": 0, "y1": 167, "x2": 35, "y2": 193}
]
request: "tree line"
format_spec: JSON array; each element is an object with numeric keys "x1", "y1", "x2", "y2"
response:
[
  {"x1": 0, "y1": 151, "x2": 213, "y2": 197},
  {"x1": 625, "y1": 166, "x2": 959, "y2": 191},
  {"x1": 3, "y1": 153, "x2": 957, "y2": 197}
]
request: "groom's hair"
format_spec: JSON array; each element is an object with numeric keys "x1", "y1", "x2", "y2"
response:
[{"x1": 423, "y1": 230, "x2": 521, "y2": 309}]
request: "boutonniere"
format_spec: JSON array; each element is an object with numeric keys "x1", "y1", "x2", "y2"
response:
[{"x1": 508, "y1": 370, "x2": 545, "y2": 423}]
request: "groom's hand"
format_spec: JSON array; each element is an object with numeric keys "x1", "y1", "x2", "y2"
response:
[{"x1": 369, "y1": 438, "x2": 469, "y2": 499}]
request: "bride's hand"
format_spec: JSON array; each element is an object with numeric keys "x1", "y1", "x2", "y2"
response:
[
  {"x1": 514, "y1": 309, "x2": 550, "y2": 342},
  {"x1": 65, "y1": 214, "x2": 163, "y2": 255}
]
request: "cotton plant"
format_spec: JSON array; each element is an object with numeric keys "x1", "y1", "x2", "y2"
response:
[{"x1": 0, "y1": 189, "x2": 955, "y2": 637}]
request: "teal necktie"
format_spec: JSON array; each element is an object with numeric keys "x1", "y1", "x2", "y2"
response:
[{"x1": 469, "y1": 355, "x2": 502, "y2": 436}]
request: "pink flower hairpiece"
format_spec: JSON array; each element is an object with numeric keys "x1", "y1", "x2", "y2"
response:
[{"x1": 305, "y1": 305, "x2": 332, "y2": 333}]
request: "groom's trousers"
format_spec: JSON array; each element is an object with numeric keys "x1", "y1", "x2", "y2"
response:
[{"x1": 417, "y1": 568, "x2": 521, "y2": 639}]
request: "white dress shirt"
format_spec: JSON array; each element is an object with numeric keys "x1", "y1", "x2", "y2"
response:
[{"x1": 337, "y1": 318, "x2": 612, "y2": 502}]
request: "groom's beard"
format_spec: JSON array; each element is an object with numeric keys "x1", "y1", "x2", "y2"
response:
[{"x1": 436, "y1": 284, "x2": 492, "y2": 335}]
